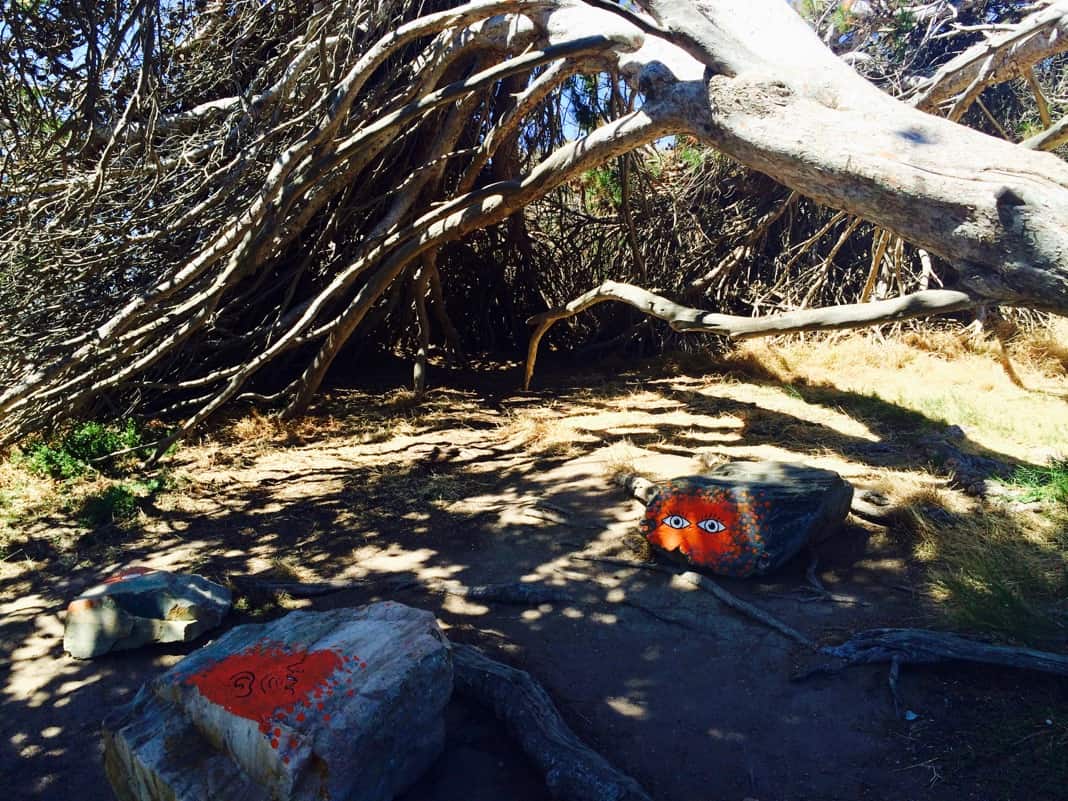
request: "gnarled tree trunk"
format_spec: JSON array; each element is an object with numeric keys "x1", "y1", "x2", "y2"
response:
[{"x1": 1, "y1": 0, "x2": 1066, "y2": 445}]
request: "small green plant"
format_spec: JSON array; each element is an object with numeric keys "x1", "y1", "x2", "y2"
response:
[
  {"x1": 675, "y1": 140, "x2": 705, "y2": 170},
  {"x1": 22, "y1": 419, "x2": 151, "y2": 479},
  {"x1": 582, "y1": 165, "x2": 623, "y2": 209},
  {"x1": 79, "y1": 484, "x2": 140, "y2": 526},
  {"x1": 1011, "y1": 460, "x2": 1068, "y2": 507},
  {"x1": 75, "y1": 472, "x2": 173, "y2": 527}
]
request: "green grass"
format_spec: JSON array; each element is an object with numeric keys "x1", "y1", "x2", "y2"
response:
[
  {"x1": 1011, "y1": 460, "x2": 1068, "y2": 507},
  {"x1": 913, "y1": 507, "x2": 1068, "y2": 646}
]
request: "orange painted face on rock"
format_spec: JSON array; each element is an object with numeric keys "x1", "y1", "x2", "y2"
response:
[{"x1": 640, "y1": 480, "x2": 768, "y2": 576}]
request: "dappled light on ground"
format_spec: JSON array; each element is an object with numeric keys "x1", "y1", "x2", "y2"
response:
[{"x1": 2, "y1": 331, "x2": 1067, "y2": 800}]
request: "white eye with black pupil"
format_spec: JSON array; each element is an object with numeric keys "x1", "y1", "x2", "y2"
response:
[
  {"x1": 661, "y1": 514, "x2": 691, "y2": 529},
  {"x1": 697, "y1": 518, "x2": 725, "y2": 534}
]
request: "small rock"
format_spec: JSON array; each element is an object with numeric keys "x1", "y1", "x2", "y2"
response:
[
  {"x1": 919, "y1": 505, "x2": 958, "y2": 526},
  {"x1": 943, "y1": 425, "x2": 966, "y2": 442},
  {"x1": 103, "y1": 603, "x2": 452, "y2": 801},
  {"x1": 640, "y1": 461, "x2": 853, "y2": 577},
  {"x1": 63, "y1": 568, "x2": 231, "y2": 659}
]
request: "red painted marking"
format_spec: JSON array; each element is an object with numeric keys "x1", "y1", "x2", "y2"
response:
[
  {"x1": 67, "y1": 598, "x2": 98, "y2": 613},
  {"x1": 186, "y1": 644, "x2": 343, "y2": 727},
  {"x1": 323, "y1": 714, "x2": 331, "y2": 722},
  {"x1": 104, "y1": 566, "x2": 156, "y2": 584},
  {"x1": 270, "y1": 738, "x2": 279, "y2": 749}
]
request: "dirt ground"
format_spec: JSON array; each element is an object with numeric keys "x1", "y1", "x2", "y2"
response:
[{"x1": 2, "y1": 349, "x2": 1067, "y2": 801}]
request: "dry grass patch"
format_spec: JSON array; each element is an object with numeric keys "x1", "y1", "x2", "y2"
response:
[
  {"x1": 913, "y1": 507, "x2": 1068, "y2": 645},
  {"x1": 723, "y1": 329, "x2": 1068, "y2": 645},
  {"x1": 497, "y1": 407, "x2": 588, "y2": 458},
  {"x1": 598, "y1": 440, "x2": 652, "y2": 483},
  {"x1": 727, "y1": 325, "x2": 1068, "y2": 460},
  {"x1": 0, "y1": 460, "x2": 61, "y2": 559},
  {"x1": 1006, "y1": 316, "x2": 1068, "y2": 378},
  {"x1": 850, "y1": 470, "x2": 1067, "y2": 645}
]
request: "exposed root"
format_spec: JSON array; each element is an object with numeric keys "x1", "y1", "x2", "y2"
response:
[
  {"x1": 452, "y1": 643, "x2": 654, "y2": 801},
  {"x1": 233, "y1": 575, "x2": 573, "y2": 605}
]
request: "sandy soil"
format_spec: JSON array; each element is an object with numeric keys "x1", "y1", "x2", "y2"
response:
[{"x1": 2, "y1": 359, "x2": 1066, "y2": 801}]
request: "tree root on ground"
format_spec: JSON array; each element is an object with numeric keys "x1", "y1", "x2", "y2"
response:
[
  {"x1": 452, "y1": 643, "x2": 654, "y2": 801},
  {"x1": 571, "y1": 556, "x2": 1068, "y2": 682},
  {"x1": 572, "y1": 555, "x2": 818, "y2": 648},
  {"x1": 231, "y1": 575, "x2": 573, "y2": 604},
  {"x1": 797, "y1": 627, "x2": 1068, "y2": 680}
]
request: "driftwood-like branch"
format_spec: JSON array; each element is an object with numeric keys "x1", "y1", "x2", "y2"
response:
[
  {"x1": 452, "y1": 643, "x2": 654, "y2": 801},
  {"x1": 9, "y1": 0, "x2": 1068, "y2": 446},
  {"x1": 649, "y1": 0, "x2": 1068, "y2": 313},
  {"x1": 801, "y1": 627, "x2": 1068, "y2": 679},
  {"x1": 1023, "y1": 113, "x2": 1068, "y2": 151},
  {"x1": 525, "y1": 280, "x2": 976, "y2": 388},
  {"x1": 579, "y1": 557, "x2": 1068, "y2": 681},
  {"x1": 233, "y1": 575, "x2": 573, "y2": 605},
  {"x1": 911, "y1": 2, "x2": 1068, "y2": 113}
]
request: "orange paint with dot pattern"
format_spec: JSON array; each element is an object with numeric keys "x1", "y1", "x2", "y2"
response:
[
  {"x1": 644, "y1": 493, "x2": 744, "y2": 566},
  {"x1": 185, "y1": 644, "x2": 342, "y2": 727}
]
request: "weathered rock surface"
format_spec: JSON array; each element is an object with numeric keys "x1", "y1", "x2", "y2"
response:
[
  {"x1": 63, "y1": 568, "x2": 231, "y2": 659},
  {"x1": 103, "y1": 603, "x2": 452, "y2": 801},
  {"x1": 640, "y1": 461, "x2": 853, "y2": 577}
]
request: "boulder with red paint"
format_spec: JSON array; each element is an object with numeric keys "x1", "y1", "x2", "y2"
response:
[
  {"x1": 103, "y1": 603, "x2": 452, "y2": 801},
  {"x1": 63, "y1": 568, "x2": 231, "y2": 659},
  {"x1": 640, "y1": 461, "x2": 853, "y2": 577}
]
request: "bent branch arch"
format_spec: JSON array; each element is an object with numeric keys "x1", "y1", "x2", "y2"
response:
[{"x1": 2, "y1": 0, "x2": 1067, "y2": 445}]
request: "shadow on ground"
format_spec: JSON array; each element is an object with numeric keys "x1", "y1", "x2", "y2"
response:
[{"x1": 2, "y1": 357, "x2": 1065, "y2": 801}]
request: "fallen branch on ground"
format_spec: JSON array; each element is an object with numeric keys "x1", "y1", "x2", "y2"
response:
[
  {"x1": 452, "y1": 643, "x2": 654, "y2": 801},
  {"x1": 232, "y1": 575, "x2": 572, "y2": 604},
  {"x1": 573, "y1": 555, "x2": 817, "y2": 648},
  {"x1": 797, "y1": 627, "x2": 1068, "y2": 679},
  {"x1": 573, "y1": 556, "x2": 1068, "y2": 680}
]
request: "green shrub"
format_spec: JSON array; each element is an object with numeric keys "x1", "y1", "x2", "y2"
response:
[
  {"x1": 79, "y1": 484, "x2": 140, "y2": 525},
  {"x1": 22, "y1": 419, "x2": 148, "y2": 479},
  {"x1": 75, "y1": 473, "x2": 173, "y2": 528}
]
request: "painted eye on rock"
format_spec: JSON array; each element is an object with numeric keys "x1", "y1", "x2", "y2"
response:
[
  {"x1": 661, "y1": 514, "x2": 691, "y2": 529},
  {"x1": 697, "y1": 518, "x2": 726, "y2": 534}
]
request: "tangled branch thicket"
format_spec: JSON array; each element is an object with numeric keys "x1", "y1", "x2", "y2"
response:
[{"x1": 1, "y1": 0, "x2": 1066, "y2": 448}]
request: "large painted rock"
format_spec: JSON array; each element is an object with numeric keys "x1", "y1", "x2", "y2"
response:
[
  {"x1": 63, "y1": 567, "x2": 231, "y2": 659},
  {"x1": 640, "y1": 461, "x2": 853, "y2": 577},
  {"x1": 103, "y1": 603, "x2": 452, "y2": 801}
]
